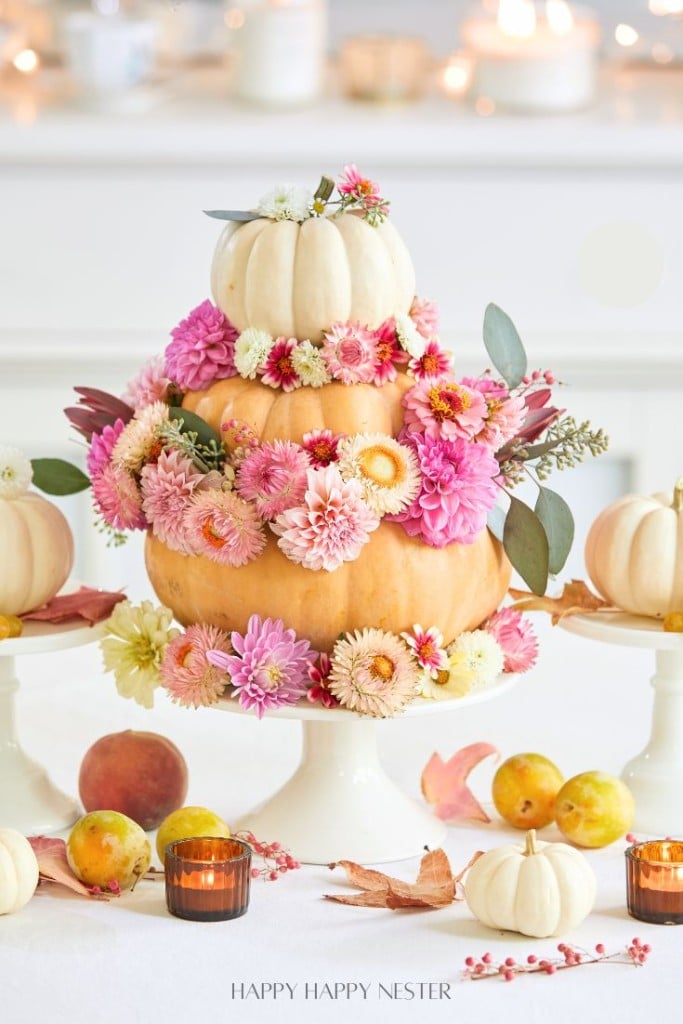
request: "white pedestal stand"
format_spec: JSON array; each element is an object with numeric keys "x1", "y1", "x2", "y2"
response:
[
  {"x1": 216, "y1": 675, "x2": 515, "y2": 865},
  {"x1": 0, "y1": 617, "x2": 105, "y2": 834},
  {"x1": 562, "y1": 612, "x2": 683, "y2": 836}
]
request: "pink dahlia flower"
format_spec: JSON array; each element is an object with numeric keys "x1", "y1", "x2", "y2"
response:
[
  {"x1": 206, "y1": 614, "x2": 312, "y2": 718},
  {"x1": 408, "y1": 341, "x2": 453, "y2": 381},
  {"x1": 301, "y1": 429, "x2": 343, "y2": 467},
  {"x1": 140, "y1": 448, "x2": 206, "y2": 553},
  {"x1": 165, "y1": 299, "x2": 238, "y2": 392},
  {"x1": 161, "y1": 624, "x2": 232, "y2": 708},
  {"x1": 261, "y1": 337, "x2": 301, "y2": 392},
  {"x1": 409, "y1": 296, "x2": 439, "y2": 340},
  {"x1": 184, "y1": 489, "x2": 266, "y2": 566},
  {"x1": 389, "y1": 431, "x2": 499, "y2": 547},
  {"x1": 485, "y1": 608, "x2": 539, "y2": 674},
  {"x1": 122, "y1": 355, "x2": 171, "y2": 410},
  {"x1": 236, "y1": 440, "x2": 310, "y2": 520},
  {"x1": 403, "y1": 378, "x2": 487, "y2": 441},
  {"x1": 322, "y1": 322, "x2": 378, "y2": 385},
  {"x1": 91, "y1": 463, "x2": 146, "y2": 531},
  {"x1": 272, "y1": 465, "x2": 380, "y2": 571},
  {"x1": 371, "y1": 319, "x2": 407, "y2": 385},
  {"x1": 87, "y1": 418, "x2": 126, "y2": 478}
]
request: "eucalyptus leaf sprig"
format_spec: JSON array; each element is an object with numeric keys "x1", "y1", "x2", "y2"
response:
[{"x1": 159, "y1": 409, "x2": 227, "y2": 474}]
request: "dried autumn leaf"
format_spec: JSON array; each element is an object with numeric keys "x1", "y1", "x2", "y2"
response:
[
  {"x1": 21, "y1": 587, "x2": 126, "y2": 625},
  {"x1": 325, "y1": 848, "x2": 482, "y2": 910},
  {"x1": 421, "y1": 742, "x2": 498, "y2": 823},
  {"x1": 509, "y1": 579, "x2": 612, "y2": 624},
  {"x1": 27, "y1": 836, "x2": 107, "y2": 898}
]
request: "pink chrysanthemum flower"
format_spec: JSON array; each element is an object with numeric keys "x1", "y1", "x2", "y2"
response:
[
  {"x1": 409, "y1": 296, "x2": 440, "y2": 340},
  {"x1": 271, "y1": 465, "x2": 380, "y2": 572},
  {"x1": 92, "y1": 464, "x2": 146, "y2": 531},
  {"x1": 408, "y1": 341, "x2": 453, "y2": 381},
  {"x1": 306, "y1": 653, "x2": 340, "y2": 709},
  {"x1": 260, "y1": 337, "x2": 301, "y2": 392},
  {"x1": 184, "y1": 489, "x2": 266, "y2": 566},
  {"x1": 461, "y1": 376, "x2": 527, "y2": 450},
  {"x1": 87, "y1": 418, "x2": 126, "y2": 478},
  {"x1": 122, "y1": 355, "x2": 171, "y2": 410},
  {"x1": 165, "y1": 299, "x2": 238, "y2": 392},
  {"x1": 371, "y1": 319, "x2": 406, "y2": 385},
  {"x1": 236, "y1": 440, "x2": 310, "y2": 520},
  {"x1": 485, "y1": 607, "x2": 539, "y2": 674},
  {"x1": 140, "y1": 449, "x2": 206, "y2": 553},
  {"x1": 403, "y1": 379, "x2": 487, "y2": 441},
  {"x1": 338, "y1": 164, "x2": 381, "y2": 200},
  {"x1": 161, "y1": 624, "x2": 232, "y2": 708},
  {"x1": 206, "y1": 614, "x2": 312, "y2": 718},
  {"x1": 389, "y1": 431, "x2": 499, "y2": 547},
  {"x1": 401, "y1": 624, "x2": 448, "y2": 677},
  {"x1": 301, "y1": 429, "x2": 343, "y2": 467},
  {"x1": 328, "y1": 628, "x2": 419, "y2": 717},
  {"x1": 321, "y1": 322, "x2": 378, "y2": 385}
]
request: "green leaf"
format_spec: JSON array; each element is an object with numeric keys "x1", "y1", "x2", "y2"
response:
[
  {"x1": 168, "y1": 407, "x2": 222, "y2": 449},
  {"x1": 203, "y1": 210, "x2": 260, "y2": 222},
  {"x1": 482, "y1": 303, "x2": 528, "y2": 389},
  {"x1": 534, "y1": 486, "x2": 575, "y2": 576},
  {"x1": 503, "y1": 496, "x2": 549, "y2": 596},
  {"x1": 314, "y1": 176, "x2": 335, "y2": 202},
  {"x1": 31, "y1": 458, "x2": 90, "y2": 495}
]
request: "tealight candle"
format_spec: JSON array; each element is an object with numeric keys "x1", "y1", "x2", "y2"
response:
[
  {"x1": 339, "y1": 36, "x2": 430, "y2": 103},
  {"x1": 62, "y1": 5, "x2": 157, "y2": 98},
  {"x1": 626, "y1": 839, "x2": 683, "y2": 925},
  {"x1": 165, "y1": 836, "x2": 252, "y2": 922},
  {"x1": 461, "y1": 0, "x2": 601, "y2": 113}
]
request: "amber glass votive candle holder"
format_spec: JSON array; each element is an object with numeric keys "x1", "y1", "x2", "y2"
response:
[
  {"x1": 165, "y1": 836, "x2": 251, "y2": 922},
  {"x1": 626, "y1": 840, "x2": 683, "y2": 925}
]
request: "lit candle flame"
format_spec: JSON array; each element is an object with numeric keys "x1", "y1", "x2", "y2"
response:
[
  {"x1": 546, "y1": 0, "x2": 574, "y2": 35},
  {"x1": 497, "y1": 0, "x2": 536, "y2": 39}
]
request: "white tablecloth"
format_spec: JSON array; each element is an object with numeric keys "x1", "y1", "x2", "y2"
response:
[{"x1": 2, "y1": 618, "x2": 679, "y2": 1023}]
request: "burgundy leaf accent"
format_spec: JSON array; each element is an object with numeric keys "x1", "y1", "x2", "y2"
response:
[{"x1": 21, "y1": 586, "x2": 125, "y2": 625}]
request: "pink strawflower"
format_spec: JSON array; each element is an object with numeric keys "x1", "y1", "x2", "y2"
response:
[
  {"x1": 161, "y1": 624, "x2": 232, "y2": 708},
  {"x1": 301, "y1": 429, "x2": 342, "y2": 467},
  {"x1": 409, "y1": 297, "x2": 439, "y2": 340},
  {"x1": 389, "y1": 432, "x2": 499, "y2": 546},
  {"x1": 338, "y1": 164, "x2": 381, "y2": 200},
  {"x1": 122, "y1": 355, "x2": 171, "y2": 410},
  {"x1": 87, "y1": 418, "x2": 126, "y2": 478},
  {"x1": 306, "y1": 653, "x2": 340, "y2": 708},
  {"x1": 165, "y1": 299, "x2": 238, "y2": 392},
  {"x1": 372, "y1": 319, "x2": 406, "y2": 385},
  {"x1": 408, "y1": 341, "x2": 453, "y2": 381},
  {"x1": 91, "y1": 464, "x2": 146, "y2": 531},
  {"x1": 236, "y1": 440, "x2": 310, "y2": 520},
  {"x1": 184, "y1": 489, "x2": 266, "y2": 566},
  {"x1": 485, "y1": 608, "x2": 539, "y2": 673},
  {"x1": 403, "y1": 378, "x2": 487, "y2": 441},
  {"x1": 140, "y1": 448, "x2": 206, "y2": 553},
  {"x1": 206, "y1": 614, "x2": 312, "y2": 718},
  {"x1": 272, "y1": 465, "x2": 380, "y2": 571},
  {"x1": 401, "y1": 624, "x2": 448, "y2": 676},
  {"x1": 260, "y1": 337, "x2": 301, "y2": 392},
  {"x1": 322, "y1": 322, "x2": 378, "y2": 385},
  {"x1": 328, "y1": 628, "x2": 419, "y2": 717}
]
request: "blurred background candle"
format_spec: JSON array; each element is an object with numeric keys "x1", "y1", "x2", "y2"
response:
[
  {"x1": 339, "y1": 35, "x2": 430, "y2": 102},
  {"x1": 62, "y1": 0, "x2": 157, "y2": 101},
  {"x1": 461, "y1": 0, "x2": 601, "y2": 113},
  {"x1": 229, "y1": 0, "x2": 327, "y2": 106}
]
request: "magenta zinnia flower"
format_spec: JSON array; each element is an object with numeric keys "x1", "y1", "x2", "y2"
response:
[
  {"x1": 306, "y1": 653, "x2": 340, "y2": 709},
  {"x1": 485, "y1": 608, "x2": 539, "y2": 674},
  {"x1": 403, "y1": 378, "x2": 487, "y2": 441},
  {"x1": 87, "y1": 418, "x2": 126, "y2": 478},
  {"x1": 301, "y1": 429, "x2": 342, "y2": 467},
  {"x1": 122, "y1": 355, "x2": 171, "y2": 410},
  {"x1": 161, "y1": 624, "x2": 232, "y2": 708},
  {"x1": 408, "y1": 341, "x2": 453, "y2": 381},
  {"x1": 236, "y1": 440, "x2": 310, "y2": 520},
  {"x1": 338, "y1": 164, "x2": 381, "y2": 200},
  {"x1": 184, "y1": 489, "x2": 266, "y2": 566},
  {"x1": 206, "y1": 614, "x2": 312, "y2": 718},
  {"x1": 461, "y1": 376, "x2": 527, "y2": 451},
  {"x1": 409, "y1": 296, "x2": 439, "y2": 340},
  {"x1": 92, "y1": 464, "x2": 146, "y2": 531},
  {"x1": 271, "y1": 466, "x2": 380, "y2": 571},
  {"x1": 165, "y1": 299, "x2": 238, "y2": 392},
  {"x1": 389, "y1": 431, "x2": 499, "y2": 547},
  {"x1": 261, "y1": 337, "x2": 301, "y2": 392},
  {"x1": 371, "y1": 319, "x2": 406, "y2": 385},
  {"x1": 401, "y1": 624, "x2": 448, "y2": 677},
  {"x1": 140, "y1": 449, "x2": 206, "y2": 553},
  {"x1": 322, "y1": 322, "x2": 378, "y2": 385}
]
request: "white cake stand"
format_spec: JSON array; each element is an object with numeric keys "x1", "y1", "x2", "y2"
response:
[
  {"x1": 561, "y1": 612, "x2": 683, "y2": 836},
  {"x1": 214, "y1": 674, "x2": 516, "y2": 865},
  {"x1": 0, "y1": 615, "x2": 105, "y2": 834}
]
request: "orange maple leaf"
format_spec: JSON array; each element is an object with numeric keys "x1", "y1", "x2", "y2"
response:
[{"x1": 421, "y1": 742, "x2": 498, "y2": 823}]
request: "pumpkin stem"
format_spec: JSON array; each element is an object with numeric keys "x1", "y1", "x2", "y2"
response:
[
  {"x1": 673, "y1": 479, "x2": 683, "y2": 512},
  {"x1": 524, "y1": 830, "x2": 538, "y2": 857}
]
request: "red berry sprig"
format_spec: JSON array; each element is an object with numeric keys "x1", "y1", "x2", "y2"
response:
[
  {"x1": 463, "y1": 939, "x2": 651, "y2": 983},
  {"x1": 236, "y1": 831, "x2": 301, "y2": 882}
]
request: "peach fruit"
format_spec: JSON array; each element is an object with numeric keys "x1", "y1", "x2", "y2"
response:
[
  {"x1": 156, "y1": 806, "x2": 230, "y2": 865},
  {"x1": 492, "y1": 752, "x2": 564, "y2": 830},
  {"x1": 78, "y1": 730, "x2": 188, "y2": 831},
  {"x1": 67, "y1": 810, "x2": 151, "y2": 890},
  {"x1": 555, "y1": 771, "x2": 635, "y2": 848}
]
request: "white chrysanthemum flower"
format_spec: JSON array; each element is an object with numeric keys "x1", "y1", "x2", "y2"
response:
[
  {"x1": 449, "y1": 630, "x2": 505, "y2": 688},
  {"x1": 234, "y1": 328, "x2": 274, "y2": 379},
  {"x1": 336, "y1": 433, "x2": 420, "y2": 515},
  {"x1": 111, "y1": 401, "x2": 170, "y2": 474},
  {"x1": 417, "y1": 651, "x2": 475, "y2": 701},
  {"x1": 395, "y1": 312, "x2": 427, "y2": 359},
  {"x1": 290, "y1": 340, "x2": 331, "y2": 388},
  {"x1": 0, "y1": 445, "x2": 33, "y2": 499},
  {"x1": 100, "y1": 599, "x2": 180, "y2": 709},
  {"x1": 257, "y1": 184, "x2": 313, "y2": 223}
]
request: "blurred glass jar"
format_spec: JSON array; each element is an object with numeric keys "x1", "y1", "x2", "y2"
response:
[
  {"x1": 339, "y1": 35, "x2": 431, "y2": 103},
  {"x1": 156, "y1": 0, "x2": 230, "y2": 62}
]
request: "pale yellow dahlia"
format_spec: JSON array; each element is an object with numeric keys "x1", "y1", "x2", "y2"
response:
[
  {"x1": 111, "y1": 401, "x2": 170, "y2": 473},
  {"x1": 417, "y1": 651, "x2": 475, "y2": 701},
  {"x1": 336, "y1": 433, "x2": 420, "y2": 515},
  {"x1": 100, "y1": 599, "x2": 179, "y2": 709},
  {"x1": 448, "y1": 630, "x2": 504, "y2": 688},
  {"x1": 328, "y1": 628, "x2": 420, "y2": 717}
]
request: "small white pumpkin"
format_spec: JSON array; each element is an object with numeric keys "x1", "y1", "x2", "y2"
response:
[
  {"x1": 0, "y1": 828, "x2": 39, "y2": 915},
  {"x1": 585, "y1": 479, "x2": 683, "y2": 618},
  {"x1": 464, "y1": 830, "x2": 597, "y2": 938}
]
